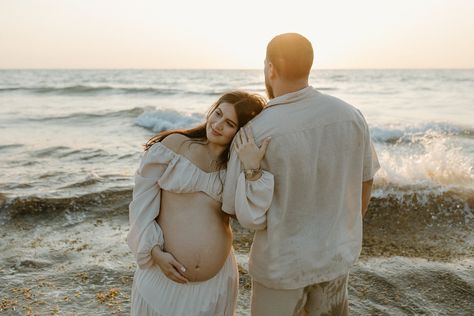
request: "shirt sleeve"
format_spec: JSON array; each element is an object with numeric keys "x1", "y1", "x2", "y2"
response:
[
  {"x1": 127, "y1": 148, "x2": 167, "y2": 269},
  {"x1": 362, "y1": 122, "x2": 381, "y2": 181},
  {"x1": 222, "y1": 129, "x2": 274, "y2": 230},
  {"x1": 235, "y1": 170, "x2": 274, "y2": 230}
]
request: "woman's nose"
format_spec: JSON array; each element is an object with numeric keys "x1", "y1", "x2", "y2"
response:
[{"x1": 214, "y1": 120, "x2": 224, "y2": 130}]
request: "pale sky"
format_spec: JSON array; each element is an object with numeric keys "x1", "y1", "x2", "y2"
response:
[{"x1": 1, "y1": 0, "x2": 473, "y2": 69}]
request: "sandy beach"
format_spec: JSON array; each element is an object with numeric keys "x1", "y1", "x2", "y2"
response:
[{"x1": 1, "y1": 191, "x2": 473, "y2": 315}]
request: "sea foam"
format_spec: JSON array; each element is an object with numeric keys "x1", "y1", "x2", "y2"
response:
[
  {"x1": 135, "y1": 109, "x2": 204, "y2": 133},
  {"x1": 375, "y1": 133, "x2": 474, "y2": 191},
  {"x1": 370, "y1": 122, "x2": 467, "y2": 144}
]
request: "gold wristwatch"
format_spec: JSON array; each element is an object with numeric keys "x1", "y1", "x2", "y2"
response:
[{"x1": 244, "y1": 167, "x2": 262, "y2": 180}]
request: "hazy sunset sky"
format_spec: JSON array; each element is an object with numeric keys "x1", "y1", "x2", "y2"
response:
[{"x1": 1, "y1": 0, "x2": 473, "y2": 69}]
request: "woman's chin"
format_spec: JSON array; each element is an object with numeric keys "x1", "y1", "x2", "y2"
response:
[
  {"x1": 206, "y1": 132, "x2": 215, "y2": 143},
  {"x1": 207, "y1": 133, "x2": 221, "y2": 144}
]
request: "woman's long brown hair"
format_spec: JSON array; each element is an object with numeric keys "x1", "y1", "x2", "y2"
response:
[{"x1": 144, "y1": 91, "x2": 266, "y2": 166}]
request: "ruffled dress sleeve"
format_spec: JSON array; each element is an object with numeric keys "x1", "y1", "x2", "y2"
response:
[
  {"x1": 234, "y1": 170, "x2": 274, "y2": 230},
  {"x1": 127, "y1": 143, "x2": 176, "y2": 269}
]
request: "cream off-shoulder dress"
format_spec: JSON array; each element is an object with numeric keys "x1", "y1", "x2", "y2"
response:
[{"x1": 127, "y1": 142, "x2": 274, "y2": 316}]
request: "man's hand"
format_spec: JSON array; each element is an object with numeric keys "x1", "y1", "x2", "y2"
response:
[
  {"x1": 362, "y1": 179, "x2": 373, "y2": 218},
  {"x1": 151, "y1": 246, "x2": 189, "y2": 284}
]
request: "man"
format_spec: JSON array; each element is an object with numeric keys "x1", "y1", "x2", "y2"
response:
[{"x1": 222, "y1": 33, "x2": 380, "y2": 316}]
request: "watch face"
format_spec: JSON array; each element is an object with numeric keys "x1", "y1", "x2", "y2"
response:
[{"x1": 245, "y1": 168, "x2": 261, "y2": 178}]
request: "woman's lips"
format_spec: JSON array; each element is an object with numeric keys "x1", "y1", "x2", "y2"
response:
[{"x1": 211, "y1": 128, "x2": 222, "y2": 136}]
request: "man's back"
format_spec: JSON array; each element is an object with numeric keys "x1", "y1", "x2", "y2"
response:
[{"x1": 223, "y1": 86, "x2": 379, "y2": 289}]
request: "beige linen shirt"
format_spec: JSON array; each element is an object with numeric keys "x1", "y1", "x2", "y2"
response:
[{"x1": 222, "y1": 86, "x2": 380, "y2": 289}]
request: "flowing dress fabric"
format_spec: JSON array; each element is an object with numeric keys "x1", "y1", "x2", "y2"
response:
[
  {"x1": 131, "y1": 252, "x2": 238, "y2": 316},
  {"x1": 127, "y1": 142, "x2": 274, "y2": 315}
]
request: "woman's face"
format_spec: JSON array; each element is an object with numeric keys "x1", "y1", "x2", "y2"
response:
[{"x1": 206, "y1": 102, "x2": 239, "y2": 146}]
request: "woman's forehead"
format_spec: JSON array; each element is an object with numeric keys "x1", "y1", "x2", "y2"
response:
[
  {"x1": 216, "y1": 102, "x2": 238, "y2": 121},
  {"x1": 217, "y1": 102, "x2": 235, "y2": 113}
]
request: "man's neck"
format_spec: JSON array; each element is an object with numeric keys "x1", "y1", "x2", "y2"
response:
[{"x1": 272, "y1": 79, "x2": 309, "y2": 98}]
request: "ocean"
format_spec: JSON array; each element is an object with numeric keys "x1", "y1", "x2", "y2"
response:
[{"x1": 0, "y1": 69, "x2": 473, "y2": 315}]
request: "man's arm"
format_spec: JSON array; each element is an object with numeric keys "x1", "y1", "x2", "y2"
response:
[{"x1": 361, "y1": 179, "x2": 373, "y2": 218}]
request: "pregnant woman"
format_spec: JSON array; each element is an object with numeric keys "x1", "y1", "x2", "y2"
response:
[{"x1": 127, "y1": 91, "x2": 273, "y2": 316}]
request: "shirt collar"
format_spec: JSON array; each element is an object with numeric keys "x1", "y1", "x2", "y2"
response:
[{"x1": 266, "y1": 86, "x2": 318, "y2": 108}]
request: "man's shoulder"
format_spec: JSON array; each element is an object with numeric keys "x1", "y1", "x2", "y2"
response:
[
  {"x1": 246, "y1": 109, "x2": 280, "y2": 137},
  {"x1": 317, "y1": 91, "x2": 354, "y2": 108},
  {"x1": 247, "y1": 90, "x2": 366, "y2": 137},
  {"x1": 316, "y1": 92, "x2": 366, "y2": 120}
]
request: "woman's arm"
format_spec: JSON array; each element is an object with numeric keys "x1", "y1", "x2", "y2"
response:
[
  {"x1": 127, "y1": 138, "x2": 189, "y2": 282},
  {"x1": 232, "y1": 126, "x2": 274, "y2": 230},
  {"x1": 127, "y1": 147, "x2": 167, "y2": 269}
]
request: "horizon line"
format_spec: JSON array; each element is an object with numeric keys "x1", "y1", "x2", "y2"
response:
[{"x1": 0, "y1": 67, "x2": 473, "y2": 71}]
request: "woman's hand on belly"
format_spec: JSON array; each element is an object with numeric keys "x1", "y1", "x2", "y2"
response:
[{"x1": 151, "y1": 245, "x2": 189, "y2": 284}]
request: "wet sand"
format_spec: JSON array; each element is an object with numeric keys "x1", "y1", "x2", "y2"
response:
[{"x1": 1, "y1": 193, "x2": 473, "y2": 315}]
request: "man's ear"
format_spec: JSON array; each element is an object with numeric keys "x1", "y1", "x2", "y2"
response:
[{"x1": 267, "y1": 61, "x2": 277, "y2": 79}]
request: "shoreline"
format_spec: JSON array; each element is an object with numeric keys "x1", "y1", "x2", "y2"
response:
[{"x1": 1, "y1": 198, "x2": 473, "y2": 315}]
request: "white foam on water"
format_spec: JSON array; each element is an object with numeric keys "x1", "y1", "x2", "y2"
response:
[
  {"x1": 134, "y1": 109, "x2": 204, "y2": 133},
  {"x1": 370, "y1": 121, "x2": 464, "y2": 143},
  {"x1": 375, "y1": 132, "x2": 474, "y2": 191}
]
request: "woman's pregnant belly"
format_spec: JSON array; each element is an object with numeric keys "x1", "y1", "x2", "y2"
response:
[{"x1": 158, "y1": 190, "x2": 232, "y2": 282}]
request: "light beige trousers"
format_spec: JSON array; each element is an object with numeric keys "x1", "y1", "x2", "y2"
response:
[{"x1": 251, "y1": 273, "x2": 349, "y2": 316}]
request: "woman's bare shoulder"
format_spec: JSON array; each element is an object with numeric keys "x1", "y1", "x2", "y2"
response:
[{"x1": 161, "y1": 133, "x2": 190, "y2": 154}]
